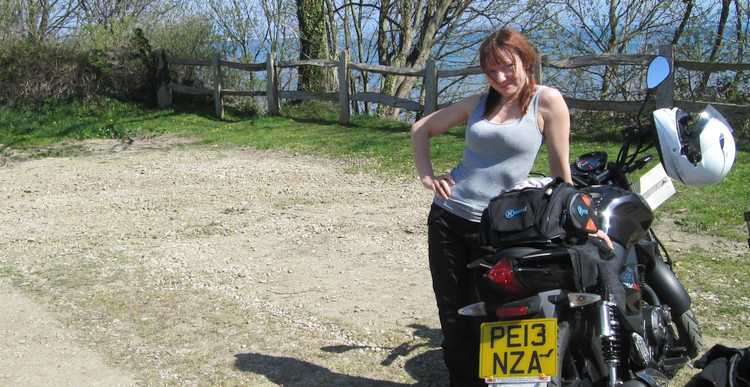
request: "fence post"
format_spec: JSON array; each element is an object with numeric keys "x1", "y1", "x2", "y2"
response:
[
  {"x1": 157, "y1": 49, "x2": 172, "y2": 108},
  {"x1": 266, "y1": 52, "x2": 279, "y2": 116},
  {"x1": 536, "y1": 55, "x2": 544, "y2": 84},
  {"x1": 656, "y1": 44, "x2": 674, "y2": 108},
  {"x1": 338, "y1": 50, "x2": 350, "y2": 125},
  {"x1": 213, "y1": 52, "x2": 224, "y2": 120},
  {"x1": 423, "y1": 58, "x2": 438, "y2": 116}
]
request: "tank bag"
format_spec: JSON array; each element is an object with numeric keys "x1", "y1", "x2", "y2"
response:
[{"x1": 480, "y1": 178, "x2": 598, "y2": 247}]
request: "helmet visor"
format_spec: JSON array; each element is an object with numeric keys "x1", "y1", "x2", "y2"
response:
[
  {"x1": 680, "y1": 105, "x2": 733, "y2": 164},
  {"x1": 693, "y1": 105, "x2": 733, "y2": 136}
]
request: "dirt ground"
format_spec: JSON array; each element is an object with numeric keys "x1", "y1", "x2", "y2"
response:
[{"x1": 0, "y1": 136, "x2": 746, "y2": 386}]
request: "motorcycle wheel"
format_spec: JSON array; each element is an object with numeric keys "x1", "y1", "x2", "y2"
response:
[{"x1": 675, "y1": 309, "x2": 703, "y2": 359}]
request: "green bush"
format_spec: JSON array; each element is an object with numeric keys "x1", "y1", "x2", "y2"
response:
[
  {"x1": 0, "y1": 26, "x2": 159, "y2": 106},
  {"x1": 76, "y1": 22, "x2": 159, "y2": 104},
  {"x1": 0, "y1": 40, "x2": 101, "y2": 104},
  {"x1": 146, "y1": 15, "x2": 217, "y2": 90},
  {"x1": 147, "y1": 15, "x2": 215, "y2": 60},
  {"x1": 224, "y1": 97, "x2": 261, "y2": 117}
]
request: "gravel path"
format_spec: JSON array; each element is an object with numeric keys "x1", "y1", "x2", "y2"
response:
[
  {"x1": 0, "y1": 280, "x2": 137, "y2": 386},
  {"x1": 0, "y1": 136, "x2": 745, "y2": 386},
  {"x1": 0, "y1": 137, "x2": 444, "y2": 386}
]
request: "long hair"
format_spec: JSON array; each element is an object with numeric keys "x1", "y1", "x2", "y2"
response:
[{"x1": 479, "y1": 27, "x2": 540, "y2": 116}]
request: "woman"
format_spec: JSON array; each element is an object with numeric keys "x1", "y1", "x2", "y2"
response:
[{"x1": 410, "y1": 27, "x2": 572, "y2": 386}]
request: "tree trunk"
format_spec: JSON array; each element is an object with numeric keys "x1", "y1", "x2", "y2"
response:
[
  {"x1": 732, "y1": 0, "x2": 746, "y2": 92},
  {"x1": 296, "y1": 0, "x2": 333, "y2": 93},
  {"x1": 377, "y1": 0, "x2": 468, "y2": 119},
  {"x1": 376, "y1": 0, "x2": 393, "y2": 116},
  {"x1": 323, "y1": 0, "x2": 338, "y2": 61},
  {"x1": 342, "y1": 3, "x2": 360, "y2": 114},
  {"x1": 353, "y1": 0, "x2": 369, "y2": 114},
  {"x1": 672, "y1": 0, "x2": 694, "y2": 45},
  {"x1": 696, "y1": 0, "x2": 731, "y2": 96},
  {"x1": 600, "y1": 0, "x2": 619, "y2": 99}
]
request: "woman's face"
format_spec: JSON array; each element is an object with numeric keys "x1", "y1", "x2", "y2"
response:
[{"x1": 484, "y1": 49, "x2": 528, "y2": 100}]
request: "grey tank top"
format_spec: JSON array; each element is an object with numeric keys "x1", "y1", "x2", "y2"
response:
[{"x1": 433, "y1": 86, "x2": 546, "y2": 222}]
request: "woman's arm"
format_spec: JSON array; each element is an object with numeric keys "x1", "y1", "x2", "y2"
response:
[
  {"x1": 538, "y1": 87, "x2": 572, "y2": 184},
  {"x1": 410, "y1": 95, "x2": 479, "y2": 198},
  {"x1": 539, "y1": 88, "x2": 613, "y2": 248}
]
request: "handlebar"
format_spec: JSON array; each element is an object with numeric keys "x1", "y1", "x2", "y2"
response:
[
  {"x1": 624, "y1": 155, "x2": 654, "y2": 174},
  {"x1": 572, "y1": 154, "x2": 653, "y2": 189},
  {"x1": 622, "y1": 124, "x2": 657, "y2": 145}
]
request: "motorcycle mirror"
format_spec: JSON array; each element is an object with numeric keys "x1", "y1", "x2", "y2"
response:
[{"x1": 646, "y1": 56, "x2": 671, "y2": 90}]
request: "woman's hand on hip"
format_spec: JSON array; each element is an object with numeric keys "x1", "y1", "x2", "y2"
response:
[{"x1": 422, "y1": 174, "x2": 455, "y2": 199}]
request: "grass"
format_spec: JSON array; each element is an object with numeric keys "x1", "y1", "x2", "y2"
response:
[
  {"x1": 661, "y1": 152, "x2": 750, "y2": 239},
  {"x1": 1, "y1": 98, "x2": 748, "y2": 239},
  {"x1": 674, "y1": 247, "x2": 750, "y2": 340}
]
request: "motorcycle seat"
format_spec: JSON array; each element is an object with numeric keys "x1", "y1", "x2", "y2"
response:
[{"x1": 485, "y1": 245, "x2": 571, "y2": 266}]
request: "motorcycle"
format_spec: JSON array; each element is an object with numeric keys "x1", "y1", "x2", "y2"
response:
[{"x1": 458, "y1": 55, "x2": 736, "y2": 387}]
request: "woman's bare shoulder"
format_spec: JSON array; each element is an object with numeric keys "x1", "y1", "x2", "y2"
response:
[
  {"x1": 537, "y1": 86, "x2": 568, "y2": 113},
  {"x1": 538, "y1": 85, "x2": 564, "y2": 103},
  {"x1": 438, "y1": 93, "x2": 484, "y2": 117},
  {"x1": 455, "y1": 93, "x2": 484, "y2": 109}
]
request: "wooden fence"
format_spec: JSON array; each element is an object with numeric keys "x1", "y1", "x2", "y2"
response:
[{"x1": 156, "y1": 45, "x2": 749, "y2": 124}]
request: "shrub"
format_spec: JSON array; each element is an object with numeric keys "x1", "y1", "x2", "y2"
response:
[
  {"x1": 225, "y1": 96, "x2": 261, "y2": 117},
  {"x1": 94, "y1": 28, "x2": 158, "y2": 104},
  {"x1": 0, "y1": 27, "x2": 159, "y2": 106},
  {"x1": 77, "y1": 23, "x2": 159, "y2": 104},
  {"x1": 146, "y1": 15, "x2": 217, "y2": 90},
  {"x1": 0, "y1": 40, "x2": 101, "y2": 105}
]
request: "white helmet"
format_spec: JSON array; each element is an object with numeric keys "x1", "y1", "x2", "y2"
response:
[{"x1": 653, "y1": 105, "x2": 736, "y2": 185}]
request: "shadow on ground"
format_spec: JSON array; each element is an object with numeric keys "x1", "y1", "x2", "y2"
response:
[
  {"x1": 234, "y1": 324, "x2": 448, "y2": 386},
  {"x1": 234, "y1": 352, "x2": 410, "y2": 386}
]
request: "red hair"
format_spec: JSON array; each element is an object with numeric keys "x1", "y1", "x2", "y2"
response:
[{"x1": 479, "y1": 27, "x2": 540, "y2": 115}]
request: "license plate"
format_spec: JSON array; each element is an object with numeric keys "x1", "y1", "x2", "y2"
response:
[{"x1": 479, "y1": 318, "x2": 557, "y2": 381}]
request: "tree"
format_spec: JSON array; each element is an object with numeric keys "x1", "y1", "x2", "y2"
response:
[
  {"x1": 0, "y1": 0, "x2": 22, "y2": 42},
  {"x1": 542, "y1": 0, "x2": 687, "y2": 100},
  {"x1": 335, "y1": 0, "x2": 379, "y2": 114},
  {"x1": 258, "y1": 0, "x2": 296, "y2": 57},
  {"x1": 370, "y1": 0, "x2": 474, "y2": 117},
  {"x1": 17, "y1": 0, "x2": 78, "y2": 42},
  {"x1": 695, "y1": 0, "x2": 731, "y2": 96},
  {"x1": 344, "y1": 0, "x2": 537, "y2": 117},
  {"x1": 296, "y1": 0, "x2": 334, "y2": 92},
  {"x1": 208, "y1": 0, "x2": 268, "y2": 68},
  {"x1": 731, "y1": 0, "x2": 748, "y2": 93},
  {"x1": 672, "y1": 0, "x2": 693, "y2": 45},
  {"x1": 78, "y1": 0, "x2": 160, "y2": 30}
]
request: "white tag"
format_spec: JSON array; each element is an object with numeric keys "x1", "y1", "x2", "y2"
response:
[{"x1": 633, "y1": 164, "x2": 676, "y2": 210}]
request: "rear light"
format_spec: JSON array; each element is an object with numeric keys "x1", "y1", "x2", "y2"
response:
[
  {"x1": 487, "y1": 258, "x2": 522, "y2": 296},
  {"x1": 494, "y1": 305, "x2": 529, "y2": 318}
]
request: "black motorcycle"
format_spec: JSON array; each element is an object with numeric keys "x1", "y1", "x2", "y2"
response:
[{"x1": 459, "y1": 56, "x2": 703, "y2": 387}]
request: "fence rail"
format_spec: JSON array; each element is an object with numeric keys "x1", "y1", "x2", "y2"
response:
[
  {"x1": 157, "y1": 45, "x2": 749, "y2": 124},
  {"x1": 350, "y1": 62, "x2": 425, "y2": 76},
  {"x1": 168, "y1": 83, "x2": 212, "y2": 96},
  {"x1": 279, "y1": 90, "x2": 337, "y2": 102}
]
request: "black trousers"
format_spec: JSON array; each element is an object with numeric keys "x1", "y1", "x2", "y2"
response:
[{"x1": 427, "y1": 204, "x2": 495, "y2": 387}]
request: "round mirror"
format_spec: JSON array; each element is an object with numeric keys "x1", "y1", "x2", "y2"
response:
[{"x1": 647, "y1": 56, "x2": 670, "y2": 89}]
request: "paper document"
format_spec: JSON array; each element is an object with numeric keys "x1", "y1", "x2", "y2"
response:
[{"x1": 633, "y1": 164, "x2": 676, "y2": 210}]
